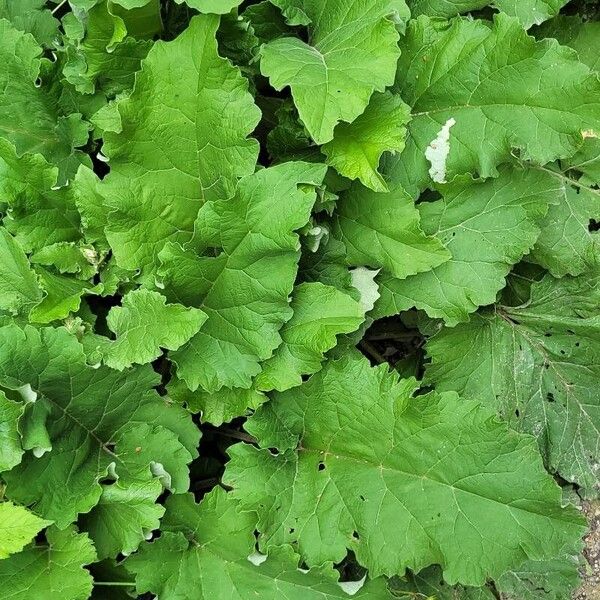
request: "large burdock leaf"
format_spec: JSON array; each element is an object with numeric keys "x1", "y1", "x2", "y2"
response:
[
  {"x1": 425, "y1": 270, "x2": 600, "y2": 495},
  {"x1": 372, "y1": 166, "x2": 560, "y2": 325},
  {"x1": 0, "y1": 228, "x2": 43, "y2": 316},
  {"x1": 182, "y1": 0, "x2": 244, "y2": 12},
  {"x1": 61, "y1": 0, "x2": 152, "y2": 96},
  {"x1": 495, "y1": 555, "x2": 581, "y2": 600},
  {"x1": 0, "y1": 391, "x2": 25, "y2": 471},
  {"x1": 389, "y1": 14, "x2": 600, "y2": 193},
  {"x1": 112, "y1": 0, "x2": 244, "y2": 11},
  {"x1": 0, "y1": 502, "x2": 51, "y2": 559},
  {"x1": 224, "y1": 356, "x2": 585, "y2": 586},
  {"x1": 0, "y1": 324, "x2": 199, "y2": 526},
  {"x1": 407, "y1": 0, "x2": 568, "y2": 28},
  {"x1": 79, "y1": 478, "x2": 165, "y2": 560},
  {"x1": 0, "y1": 526, "x2": 96, "y2": 600},
  {"x1": 528, "y1": 164, "x2": 600, "y2": 277},
  {"x1": 0, "y1": 139, "x2": 82, "y2": 253},
  {"x1": 322, "y1": 92, "x2": 411, "y2": 192},
  {"x1": 0, "y1": 0, "x2": 59, "y2": 47},
  {"x1": 534, "y1": 15, "x2": 600, "y2": 72},
  {"x1": 260, "y1": 0, "x2": 404, "y2": 144},
  {"x1": 102, "y1": 14, "x2": 260, "y2": 277},
  {"x1": 160, "y1": 162, "x2": 327, "y2": 392},
  {"x1": 332, "y1": 183, "x2": 451, "y2": 280},
  {"x1": 127, "y1": 487, "x2": 394, "y2": 599},
  {"x1": 99, "y1": 289, "x2": 207, "y2": 369},
  {"x1": 0, "y1": 20, "x2": 90, "y2": 183},
  {"x1": 255, "y1": 282, "x2": 366, "y2": 392}
]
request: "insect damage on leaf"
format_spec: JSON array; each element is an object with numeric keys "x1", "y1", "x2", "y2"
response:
[{"x1": 425, "y1": 117, "x2": 456, "y2": 183}]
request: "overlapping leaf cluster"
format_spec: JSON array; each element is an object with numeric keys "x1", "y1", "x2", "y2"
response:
[{"x1": 0, "y1": 1, "x2": 598, "y2": 598}]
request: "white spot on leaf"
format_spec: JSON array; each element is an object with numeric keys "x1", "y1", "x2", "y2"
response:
[
  {"x1": 306, "y1": 225, "x2": 329, "y2": 252},
  {"x1": 17, "y1": 383, "x2": 37, "y2": 403},
  {"x1": 247, "y1": 551, "x2": 267, "y2": 566},
  {"x1": 338, "y1": 576, "x2": 367, "y2": 595},
  {"x1": 150, "y1": 461, "x2": 172, "y2": 490},
  {"x1": 425, "y1": 118, "x2": 456, "y2": 183},
  {"x1": 32, "y1": 446, "x2": 51, "y2": 458},
  {"x1": 350, "y1": 267, "x2": 380, "y2": 313}
]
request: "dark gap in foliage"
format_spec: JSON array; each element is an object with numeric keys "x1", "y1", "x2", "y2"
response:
[
  {"x1": 469, "y1": 7, "x2": 497, "y2": 21},
  {"x1": 160, "y1": 0, "x2": 194, "y2": 41},
  {"x1": 86, "y1": 293, "x2": 122, "y2": 338},
  {"x1": 335, "y1": 550, "x2": 367, "y2": 582},
  {"x1": 155, "y1": 489, "x2": 170, "y2": 514},
  {"x1": 90, "y1": 151, "x2": 110, "y2": 180},
  {"x1": 188, "y1": 418, "x2": 250, "y2": 501},
  {"x1": 564, "y1": 0, "x2": 600, "y2": 20},
  {"x1": 588, "y1": 218, "x2": 600, "y2": 232},
  {"x1": 50, "y1": 0, "x2": 70, "y2": 19},
  {"x1": 416, "y1": 188, "x2": 443, "y2": 204},
  {"x1": 359, "y1": 315, "x2": 425, "y2": 378},
  {"x1": 34, "y1": 528, "x2": 47, "y2": 545},
  {"x1": 152, "y1": 355, "x2": 172, "y2": 396}
]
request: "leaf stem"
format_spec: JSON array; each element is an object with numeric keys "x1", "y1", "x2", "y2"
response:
[
  {"x1": 213, "y1": 427, "x2": 257, "y2": 444},
  {"x1": 51, "y1": 0, "x2": 69, "y2": 15},
  {"x1": 358, "y1": 340, "x2": 387, "y2": 364},
  {"x1": 94, "y1": 581, "x2": 135, "y2": 587}
]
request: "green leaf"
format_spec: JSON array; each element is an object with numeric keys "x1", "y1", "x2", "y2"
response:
[
  {"x1": 0, "y1": 0, "x2": 59, "y2": 47},
  {"x1": 534, "y1": 15, "x2": 600, "y2": 71},
  {"x1": 424, "y1": 271, "x2": 600, "y2": 494},
  {"x1": 0, "y1": 20, "x2": 90, "y2": 183},
  {"x1": 322, "y1": 92, "x2": 411, "y2": 192},
  {"x1": 255, "y1": 282, "x2": 365, "y2": 392},
  {"x1": 391, "y1": 566, "x2": 495, "y2": 599},
  {"x1": 29, "y1": 267, "x2": 98, "y2": 324},
  {"x1": 0, "y1": 228, "x2": 43, "y2": 316},
  {"x1": 0, "y1": 324, "x2": 198, "y2": 526},
  {"x1": 299, "y1": 237, "x2": 355, "y2": 294},
  {"x1": 179, "y1": 0, "x2": 244, "y2": 13},
  {"x1": 110, "y1": 0, "x2": 163, "y2": 39},
  {"x1": 495, "y1": 555, "x2": 581, "y2": 600},
  {"x1": 31, "y1": 242, "x2": 98, "y2": 280},
  {"x1": 244, "y1": 1, "x2": 292, "y2": 44},
  {"x1": 0, "y1": 391, "x2": 25, "y2": 471},
  {"x1": 566, "y1": 137, "x2": 600, "y2": 186},
  {"x1": 224, "y1": 356, "x2": 585, "y2": 586},
  {"x1": 373, "y1": 166, "x2": 560, "y2": 325},
  {"x1": 0, "y1": 139, "x2": 82, "y2": 252},
  {"x1": 332, "y1": 183, "x2": 451, "y2": 280},
  {"x1": 160, "y1": 162, "x2": 327, "y2": 392},
  {"x1": 0, "y1": 525, "x2": 96, "y2": 600},
  {"x1": 112, "y1": 0, "x2": 243, "y2": 11},
  {"x1": 389, "y1": 14, "x2": 600, "y2": 193},
  {"x1": 62, "y1": 1, "x2": 152, "y2": 95},
  {"x1": 99, "y1": 289, "x2": 207, "y2": 370},
  {"x1": 71, "y1": 165, "x2": 110, "y2": 251},
  {"x1": 0, "y1": 501, "x2": 51, "y2": 559},
  {"x1": 79, "y1": 478, "x2": 164, "y2": 560},
  {"x1": 407, "y1": 0, "x2": 568, "y2": 29},
  {"x1": 127, "y1": 487, "x2": 395, "y2": 599},
  {"x1": 167, "y1": 377, "x2": 268, "y2": 426},
  {"x1": 266, "y1": 99, "x2": 315, "y2": 162},
  {"x1": 102, "y1": 14, "x2": 260, "y2": 277},
  {"x1": 260, "y1": 0, "x2": 403, "y2": 144},
  {"x1": 528, "y1": 166, "x2": 600, "y2": 277},
  {"x1": 110, "y1": 421, "x2": 196, "y2": 493}
]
